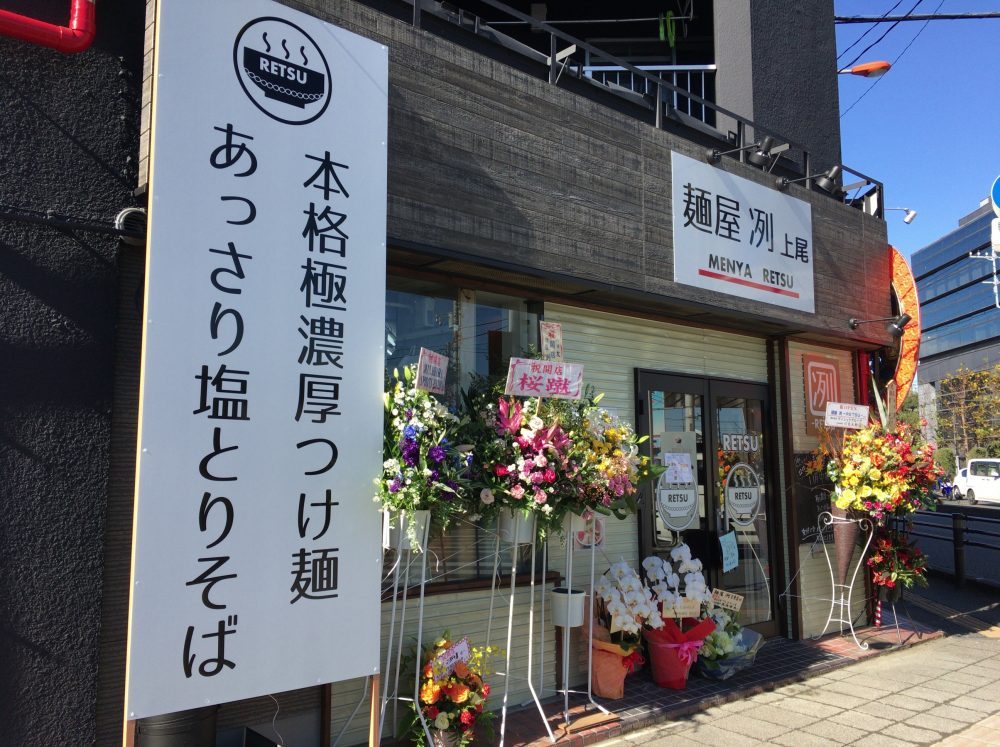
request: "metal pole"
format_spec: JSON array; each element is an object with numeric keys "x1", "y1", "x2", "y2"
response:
[
  {"x1": 412, "y1": 521, "x2": 434, "y2": 747},
  {"x1": 952, "y1": 513, "x2": 967, "y2": 589},
  {"x1": 526, "y1": 533, "x2": 555, "y2": 742},
  {"x1": 378, "y1": 515, "x2": 405, "y2": 735},
  {"x1": 563, "y1": 521, "x2": 574, "y2": 723},
  {"x1": 499, "y1": 516, "x2": 519, "y2": 747}
]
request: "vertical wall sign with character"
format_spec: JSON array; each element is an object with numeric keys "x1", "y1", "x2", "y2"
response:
[
  {"x1": 671, "y1": 152, "x2": 815, "y2": 314},
  {"x1": 126, "y1": 0, "x2": 388, "y2": 719}
]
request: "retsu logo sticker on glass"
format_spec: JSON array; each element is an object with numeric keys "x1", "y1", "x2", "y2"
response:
[{"x1": 234, "y1": 16, "x2": 331, "y2": 124}]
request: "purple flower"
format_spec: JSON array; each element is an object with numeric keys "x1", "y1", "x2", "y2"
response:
[
  {"x1": 403, "y1": 424, "x2": 418, "y2": 439},
  {"x1": 401, "y1": 438, "x2": 420, "y2": 467},
  {"x1": 428, "y1": 445, "x2": 446, "y2": 464},
  {"x1": 388, "y1": 478, "x2": 402, "y2": 493}
]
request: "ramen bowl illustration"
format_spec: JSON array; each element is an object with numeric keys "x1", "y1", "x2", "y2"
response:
[{"x1": 243, "y1": 47, "x2": 325, "y2": 108}]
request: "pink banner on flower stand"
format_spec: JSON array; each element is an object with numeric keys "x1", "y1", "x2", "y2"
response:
[{"x1": 504, "y1": 357, "x2": 584, "y2": 400}]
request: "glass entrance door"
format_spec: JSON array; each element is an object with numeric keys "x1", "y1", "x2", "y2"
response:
[{"x1": 636, "y1": 370, "x2": 779, "y2": 636}]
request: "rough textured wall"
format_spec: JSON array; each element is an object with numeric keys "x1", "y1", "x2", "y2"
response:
[
  {"x1": 751, "y1": 0, "x2": 842, "y2": 171},
  {"x1": 714, "y1": 1, "x2": 842, "y2": 171},
  {"x1": 0, "y1": 0, "x2": 144, "y2": 742}
]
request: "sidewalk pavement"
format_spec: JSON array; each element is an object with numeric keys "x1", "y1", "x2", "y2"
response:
[{"x1": 498, "y1": 578, "x2": 1000, "y2": 746}]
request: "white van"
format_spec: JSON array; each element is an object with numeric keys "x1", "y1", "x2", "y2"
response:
[{"x1": 964, "y1": 459, "x2": 1000, "y2": 505}]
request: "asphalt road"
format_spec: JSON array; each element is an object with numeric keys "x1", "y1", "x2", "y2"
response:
[{"x1": 910, "y1": 502, "x2": 1000, "y2": 587}]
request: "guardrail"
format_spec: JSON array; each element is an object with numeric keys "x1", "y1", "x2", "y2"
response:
[{"x1": 896, "y1": 511, "x2": 1000, "y2": 588}]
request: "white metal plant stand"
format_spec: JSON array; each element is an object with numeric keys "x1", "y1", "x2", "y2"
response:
[
  {"x1": 486, "y1": 511, "x2": 555, "y2": 747},
  {"x1": 814, "y1": 510, "x2": 874, "y2": 649},
  {"x1": 378, "y1": 513, "x2": 434, "y2": 746}
]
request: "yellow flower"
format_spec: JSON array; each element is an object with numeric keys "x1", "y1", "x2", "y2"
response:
[
  {"x1": 835, "y1": 488, "x2": 856, "y2": 510},
  {"x1": 859, "y1": 485, "x2": 874, "y2": 498},
  {"x1": 868, "y1": 468, "x2": 882, "y2": 481}
]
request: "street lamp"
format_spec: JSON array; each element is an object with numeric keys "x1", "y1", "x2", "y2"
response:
[
  {"x1": 886, "y1": 207, "x2": 918, "y2": 224},
  {"x1": 838, "y1": 60, "x2": 892, "y2": 78}
]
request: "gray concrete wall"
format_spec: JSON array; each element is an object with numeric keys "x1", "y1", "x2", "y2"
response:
[
  {"x1": 0, "y1": 0, "x2": 145, "y2": 743},
  {"x1": 715, "y1": 0, "x2": 842, "y2": 173}
]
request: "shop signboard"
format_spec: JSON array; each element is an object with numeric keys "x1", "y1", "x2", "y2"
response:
[
  {"x1": 671, "y1": 151, "x2": 815, "y2": 313},
  {"x1": 126, "y1": 0, "x2": 387, "y2": 720},
  {"x1": 824, "y1": 402, "x2": 870, "y2": 430},
  {"x1": 504, "y1": 357, "x2": 583, "y2": 399},
  {"x1": 655, "y1": 432, "x2": 699, "y2": 532},
  {"x1": 802, "y1": 353, "x2": 841, "y2": 435},
  {"x1": 416, "y1": 347, "x2": 448, "y2": 394}
]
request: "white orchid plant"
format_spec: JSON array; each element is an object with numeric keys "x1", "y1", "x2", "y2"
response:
[
  {"x1": 594, "y1": 560, "x2": 664, "y2": 652},
  {"x1": 642, "y1": 543, "x2": 714, "y2": 616}
]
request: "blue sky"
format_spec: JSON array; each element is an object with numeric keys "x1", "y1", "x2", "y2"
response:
[{"x1": 836, "y1": 1, "x2": 999, "y2": 258}]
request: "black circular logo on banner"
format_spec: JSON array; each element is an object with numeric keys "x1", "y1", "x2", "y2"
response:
[{"x1": 234, "y1": 16, "x2": 331, "y2": 125}]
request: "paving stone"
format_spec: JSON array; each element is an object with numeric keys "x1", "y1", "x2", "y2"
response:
[
  {"x1": 927, "y1": 704, "x2": 985, "y2": 724},
  {"x1": 795, "y1": 689, "x2": 869, "y2": 709},
  {"x1": 851, "y1": 733, "x2": 918, "y2": 747},
  {"x1": 770, "y1": 731, "x2": 833, "y2": 746},
  {"x1": 824, "y1": 679, "x2": 893, "y2": 699},
  {"x1": 801, "y1": 719, "x2": 867, "y2": 744},
  {"x1": 713, "y1": 699, "x2": 756, "y2": 714},
  {"x1": 944, "y1": 670, "x2": 994, "y2": 686},
  {"x1": 906, "y1": 711, "x2": 977, "y2": 735},
  {"x1": 948, "y1": 694, "x2": 1000, "y2": 714},
  {"x1": 670, "y1": 723, "x2": 764, "y2": 747},
  {"x1": 882, "y1": 722, "x2": 944, "y2": 743},
  {"x1": 875, "y1": 693, "x2": 938, "y2": 713},
  {"x1": 829, "y1": 708, "x2": 891, "y2": 732},
  {"x1": 707, "y1": 714, "x2": 789, "y2": 741},
  {"x1": 741, "y1": 704, "x2": 817, "y2": 730},
  {"x1": 780, "y1": 697, "x2": 841, "y2": 719}
]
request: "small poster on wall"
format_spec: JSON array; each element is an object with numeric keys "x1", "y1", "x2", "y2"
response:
[
  {"x1": 539, "y1": 321, "x2": 563, "y2": 361},
  {"x1": 719, "y1": 531, "x2": 739, "y2": 573},
  {"x1": 416, "y1": 347, "x2": 448, "y2": 394}
]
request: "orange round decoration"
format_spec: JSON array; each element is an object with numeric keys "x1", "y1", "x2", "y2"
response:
[{"x1": 890, "y1": 245, "x2": 920, "y2": 411}]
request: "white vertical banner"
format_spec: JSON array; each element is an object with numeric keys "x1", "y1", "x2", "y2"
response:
[
  {"x1": 126, "y1": 0, "x2": 387, "y2": 719},
  {"x1": 671, "y1": 151, "x2": 815, "y2": 313}
]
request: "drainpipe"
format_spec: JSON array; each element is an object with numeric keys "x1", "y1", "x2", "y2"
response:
[{"x1": 0, "y1": 0, "x2": 96, "y2": 54}]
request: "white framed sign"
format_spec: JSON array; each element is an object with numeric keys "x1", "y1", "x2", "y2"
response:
[
  {"x1": 723, "y1": 463, "x2": 761, "y2": 526},
  {"x1": 655, "y1": 432, "x2": 699, "y2": 532},
  {"x1": 126, "y1": 0, "x2": 388, "y2": 720},
  {"x1": 824, "y1": 402, "x2": 870, "y2": 430},
  {"x1": 671, "y1": 151, "x2": 815, "y2": 313}
]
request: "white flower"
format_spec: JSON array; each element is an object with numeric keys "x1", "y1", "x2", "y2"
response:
[
  {"x1": 480, "y1": 488, "x2": 495, "y2": 505},
  {"x1": 529, "y1": 416, "x2": 544, "y2": 431},
  {"x1": 383, "y1": 458, "x2": 399, "y2": 471},
  {"x1": 670, "y1": 543, "x2": 692, "y2": 563},
  {"x1": 434, "y1": 712, "x2": 450, "y2": 730}
]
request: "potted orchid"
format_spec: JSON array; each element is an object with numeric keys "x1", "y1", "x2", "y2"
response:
[
  {"x1": 591, "y1": 560, "x2": 663, "y2": 698},
  {"x1": 375, "y1": 366, "x2": 471, "y2": 551},
  {"x1": 641, "y1": 545, "x2": 716, "y2": 689}
]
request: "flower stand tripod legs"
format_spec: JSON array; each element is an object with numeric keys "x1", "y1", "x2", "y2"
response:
[{"x1": 815, "y1": 511, "x2": 874, "y2": 649}]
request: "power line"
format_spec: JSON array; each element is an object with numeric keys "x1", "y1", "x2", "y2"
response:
[
  {"x1": 837, "y1": 12, "x2": 1000, "y2": 22},
  {"x1": 841, "y1": 0, "x2": 923, "y2": 73},
  {"x1": 837, "y1": 0, "x2": 905, "y2": 62},
  {"x1": 841, "y1": 0, "x2": 945, "y2": 119}
]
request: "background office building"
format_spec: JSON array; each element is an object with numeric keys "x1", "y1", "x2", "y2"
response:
[{"x1": 914, "y1": 200, "x2": 1000, "y2": 449}]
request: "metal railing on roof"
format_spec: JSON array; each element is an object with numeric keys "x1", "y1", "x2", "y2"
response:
[{"x1": 389, "y1": 0, "x2": 884, "y2": 215}]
